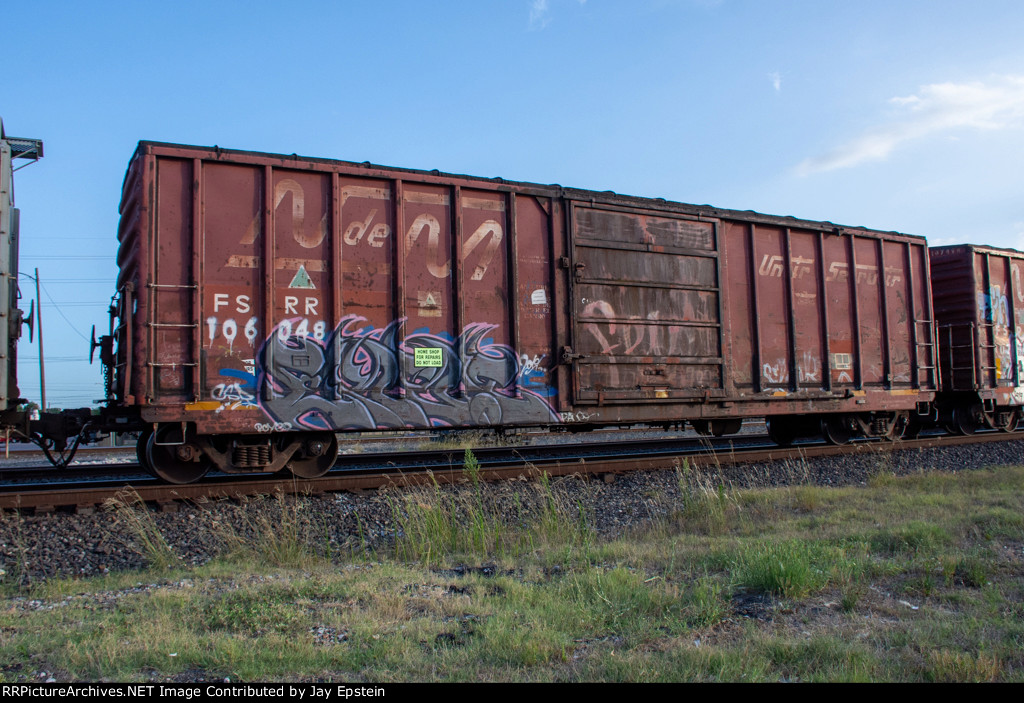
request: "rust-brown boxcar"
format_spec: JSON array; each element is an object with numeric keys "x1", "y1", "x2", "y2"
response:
[
  {"x1": 930, "y1": 243, "x2": 1024, "y2": 433},
  {"x1": 569, "y1": 197, "x2": 937, "y2": 444},
  {"x1": 105, "y1": 142, "x2": 938, "y2": 481}
]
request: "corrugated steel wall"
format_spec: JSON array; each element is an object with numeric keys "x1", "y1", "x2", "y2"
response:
[{"x1": 115, "y1": 142, "x2": 939, "y2": 436}]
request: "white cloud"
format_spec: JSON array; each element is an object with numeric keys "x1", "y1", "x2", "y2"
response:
[
  {"x1": 769, "y1": 71, "x2": 782, "y2": 93},
  {"x1": 529, "y1": 0, "x2": 586, "y2": 30},
  {"x1": 530, "y1": 0, "x2": 551, "y2": 30},
  {"x1": 797, "y1": 76, "x2": 1024, "y2": 176}
]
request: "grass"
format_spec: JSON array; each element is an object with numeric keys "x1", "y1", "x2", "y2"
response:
[
  {"x1": 730, "y1": 540, "x2": 827, "y2": 598},
  {"x1": 0, "y1": 456, "x2": 1022, "y2": 682},
  {"x1": 387, "y1": 453, "x2": 596, "y2": 566},
  {"x1": 213, "y1": 489, "x2": 321, "y2": 568},
  {"x1": 103, "y1": 488, "x2": 179, "y2": 571}
]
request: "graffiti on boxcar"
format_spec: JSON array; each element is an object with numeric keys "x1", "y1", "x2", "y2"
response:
[
  {"x1": 255, "y1": 316, "x2": 559, "y2": 431},
  {"x1": 980, "y1": 285, "x2": 1010, "y2": 327},
  {"x1": 561, "y1": 411, "x2": 599, "y2": 423},
  {"x1": 761, "y1": 353, "x2": 830, "y2": 388},
  {"x1": 980, "y1": 285, "x2": 1014, "y2": 380},
  {"x1": 580, "y1": 300, "x2": 717, "y2": 357},
  {"x1": 520, "y1": 353, "x2": 546, "y2": 374},
  {"x1": 579, "y1": 298, "x2": 717, "y2": 389},
  {"x1": 762, "y1": 358, "x2": 788, "y2": 386},
  {"x1": 254, "y1": 421, "x2": 293, "y2": 433},
  {"x1": 519, "y1": 352, "x2": 555, "y2": 396},
  {"x1": 209, "y1": 367, "x2": 259, "y2": 412},
  {"x1": 582, "y1": 300, "x2": 629, "y2": 355},
  {"x1": 799, "y1": 351, "x2": 821, "y2": 383},
  {"x1": 211, "y1": 381, "x2": 257, "y2": 410},
  {"x1": 1016, "y1": 328, "x2": 1024, "y2": 380}
]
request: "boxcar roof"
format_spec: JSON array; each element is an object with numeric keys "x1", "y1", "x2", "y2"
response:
[{"x1": 132, "y1": 140, "x2": 926, "y2": 243}]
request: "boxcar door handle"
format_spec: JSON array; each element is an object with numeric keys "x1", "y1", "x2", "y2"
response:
[{"x1": 561, "y1": 346, "x2": 585, "y2": 364}]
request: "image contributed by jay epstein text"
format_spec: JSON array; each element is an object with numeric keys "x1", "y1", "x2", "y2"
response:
[{"x1": 0, "y1": 684, "x2": 387, "y2": 700}]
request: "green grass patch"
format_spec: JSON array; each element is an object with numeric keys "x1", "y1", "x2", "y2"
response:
[
  {"x1": 1, "y1": 461, "x2": 1023, "y2": 681},
  {"x1": 728, "y1": 539, "x2": 870, "y2": 598},
  {"x1": 868, "y1": 521, "x2": 953, "y2": 556},
  {"x1": 388, "y1": 453, "x2": 596, "y2": 567}
]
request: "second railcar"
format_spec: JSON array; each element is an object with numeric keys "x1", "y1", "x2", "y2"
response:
[
  {"x1": 101, "y1": 142, "x2": 938, "y2": 482},
  {"x1": 930, "y1": 243, "x2": 1024, "y2": 433}
]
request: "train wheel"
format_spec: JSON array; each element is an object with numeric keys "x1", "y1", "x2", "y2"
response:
[
  {"x1": 767, "y1": 418, "x2": 797, "y2": 447},
  {"x1": 950, "y1": 405, "x2": 980, "y2": 435},
  {"x1": 902, "y1": 415, "x2": 924, "y2": 440},
  {"x1": 146, "y1": 427, "x2": 211, "y2": 484},
  {"x1": 692, "y1": 419, "x2": 742, "y2": 437},
  {"x1": 136, "y1": 428, "x2": 156, "y2": 477},
  {"x1": 287, "y1": 433, "x2": 339, "y2": 479},
  {"x1": 821, "y1": 416, "x2": 851, "y2": 445},
  {"x1": 710, "y1": 419, "x2": 742, "y2": 437}
]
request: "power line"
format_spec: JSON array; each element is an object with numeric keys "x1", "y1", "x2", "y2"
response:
[
  {"x1": 21, "y1": 256, "x2": 110, "y2": 260},
  {"x1": 24, "y1": 237, "x2": 112, "y2": 242},
  {"x1": 46, "y1": 302, "x2": 108, "y2": 307},
  {"x1": 38, "y1": 281, "x2": 92, "y2": 343}
]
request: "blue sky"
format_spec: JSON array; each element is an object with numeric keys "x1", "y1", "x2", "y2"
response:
[{"x1": 6, "y1": 0, "x2": 1024, "y2": 407}]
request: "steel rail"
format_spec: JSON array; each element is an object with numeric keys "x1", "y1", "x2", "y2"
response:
[{"x1": 0, "y1": 430, "x2": 1020, "y2": 513}]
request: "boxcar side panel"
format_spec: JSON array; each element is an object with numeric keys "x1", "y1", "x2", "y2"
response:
[
  {"x1": 128, "y1": 144, "x2": 563, "y2": 433},
  {"x1": 200, "y1": 161, "x2": 262, "y2": 407},
  {"x1": 931, "y1": 244, "x2": 1024, "y2": 405},
  {"x1": 339, "y1": 176, "x2": 394, "y2": 328},
  {"x1": 569, "y1": 204, "x2": 723, "y2": 404},
  {"x1": 1010, "y1": 255, "x2": 1024, "y2": 387},
  {"x1": 721, "y1": 221, "x2": 755, "y2": 390},
  {"x1": 790, "y1": 229, "x2": 824, "y2": 390},
  {"x1": 119, "y1": 141, "x2": 938, "y2": 439},
  {"x1": 883, "y1": 240, "x2": 912, "y2": 387},
  {"x1": 822, "y1": 233, "x2": 856, "y2": 389},
  {"x1": 151, "y1": 158, "x2": 195, "y2": 403},
  {"x1": 513, "y1": 194, "x2": 556, "y2": 411},
  {"x1": 719, "y1": 222, "x2": 935, "y2": 409}
]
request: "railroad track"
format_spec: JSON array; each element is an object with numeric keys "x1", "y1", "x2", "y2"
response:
[
  {"x1": 0, "y1": 426, "x2": 748, "y2": 479},
  {"x1": 0, "y1": 429, "x2": 1019, "y2": 513}
]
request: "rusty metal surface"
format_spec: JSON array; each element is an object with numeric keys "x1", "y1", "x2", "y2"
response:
[
  {"x1": 116, "y1": 144, "x2": 563, "y2": 436},
  {"x1": 570, "y1": 205, "x2": 937, "y2": 422},
  {"x1": 112, "y1": 141, "x2": 940, "y2": 441},
  {"x1": 931, "y1": 244, "x2": 1024, "y2": 403},
  {"x1": 571, "y1": 207, "x2": 721, "y2": 403},
  {"x1": 719, "y1": 221, "x2": 936, "y2": 405}
]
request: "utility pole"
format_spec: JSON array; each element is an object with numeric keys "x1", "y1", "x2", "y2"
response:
[{"x1": 34, "y1": 267, "x2": 44, "y2": 412}]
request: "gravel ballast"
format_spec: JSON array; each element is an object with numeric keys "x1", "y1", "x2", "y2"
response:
[{"x1": 1, "y1": 439, "x2": 1022, "y2": 583}]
